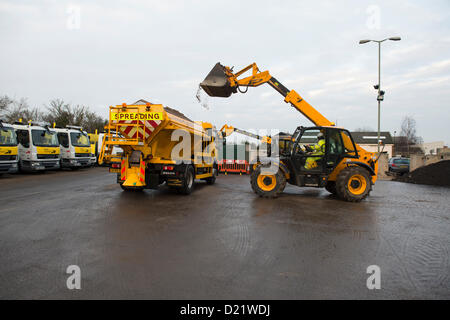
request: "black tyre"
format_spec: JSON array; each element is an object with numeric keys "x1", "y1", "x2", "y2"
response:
[
  {"x1": 325, "y1": 181, "x2": 337, "y2": 195},
  {"x1": 180, "y1": 166, "x2": 195, "y2": 195},
  {"x1": 250, "y1": 165, "x2": 286, "y2": 198},
  {"x1": 205, "y1": 167, "x2": 217, "y2": 185},
  {"x1": 335, "y1": 166, "x2": 371, "y2": 202}
]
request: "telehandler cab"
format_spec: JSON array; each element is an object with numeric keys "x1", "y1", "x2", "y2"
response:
[{"x1": 200, "y1": 62, "x2": 379, "y2": 202}]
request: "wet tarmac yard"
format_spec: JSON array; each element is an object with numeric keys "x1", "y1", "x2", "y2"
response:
[{"x1": 0, "y1": 167, "x2": 449, "y2": 299}]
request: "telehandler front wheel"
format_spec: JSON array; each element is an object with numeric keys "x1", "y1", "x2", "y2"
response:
[
  {"x1": 251, "y1": 166, "x2": 286, "y2": 198},
  {"x1": 335, "y1": 166, "x2": 372, "y2": 202}
]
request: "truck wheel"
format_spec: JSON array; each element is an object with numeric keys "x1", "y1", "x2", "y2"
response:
[
  {"x1": 180, "y1": 166, "x2": 195, "y2": 195},
  {"x1": 205, "y1": 167, "x2": 217, "y2": 185},
  {"x1": 335, "y1": 166, "x2": 371, "y2": 202},
  {"x1": 325, "y1": 181, "x2": 337, "y2": 195},
  {"x1": 250, "y1": 166, "x2": 286, "y2": 198}
]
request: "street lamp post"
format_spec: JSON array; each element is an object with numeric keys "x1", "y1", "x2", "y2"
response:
[
  {"x1": 393, "y1": 130, "x2": 396, "y2": 156},
  {"x1": 359, "y1": 37, "x2": 401, "y2": 153}
]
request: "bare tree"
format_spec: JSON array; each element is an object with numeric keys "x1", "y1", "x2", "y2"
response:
[
  {"x1": 2, "y1": 96, "x2": 107, "y2": 133},
  {"x1": 43, "y1": 99, "x2": 86, "y2": 127},
  {"x1": 0, "y1": 95, "x2": 14, "y2": 113},
  {"x1": 43, "y1": 99, "x2": 106, "y2": 132},
  {"x1": 42, "y1": 99, "x2": 72, "y2": 127},
  {"x1": 2, "y1": 97, "x2": 43, "y2": 123},
  {"x1": 82, "y1": 110, "x2": 107, "y2": 133},
  {"x1": 399, "y1": 116, "x2": 423, "y2": 156}
]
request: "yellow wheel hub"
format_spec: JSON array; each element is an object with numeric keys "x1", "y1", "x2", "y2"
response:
[
  {"x1": 347, "y1": 174, "x2": 367, "y2": 195},
  {"x1": 257, "y1": 174, "x2": 276, "y2": 192}
]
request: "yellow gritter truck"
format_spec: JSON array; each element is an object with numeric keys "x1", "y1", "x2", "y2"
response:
[
  {"x1": 99, "y1": 100, "x2": 218, "y2": 194},
  {"x1": 0, "y1": 120, "x2": 19, "y2": 174}
]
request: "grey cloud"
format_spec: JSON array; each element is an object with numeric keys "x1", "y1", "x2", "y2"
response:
[{"x1": 0, "y1": 0, "x2": 449, "y2": 143}]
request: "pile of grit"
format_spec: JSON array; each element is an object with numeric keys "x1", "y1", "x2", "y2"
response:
[{"x1": 395, "y1": 160, "x2": 450, "y2": 187}]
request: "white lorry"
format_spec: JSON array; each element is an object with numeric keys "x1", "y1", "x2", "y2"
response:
[
  {"x1": 53, "y1": 125, "x2": 95, "y2": 169},
  {"x1": 0, "y1": 120, "x2": 19, "y2": 174},
  {"x1": 13, "y1": 122, "x2": 61, "y2": 171}
]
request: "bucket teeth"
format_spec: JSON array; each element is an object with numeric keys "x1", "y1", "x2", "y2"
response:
[{"x1": 200, "y1": 62, "x2": 235, "y2": 97}]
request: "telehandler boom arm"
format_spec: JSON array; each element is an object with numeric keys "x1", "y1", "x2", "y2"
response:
[
  {"x1": 200, "y1": 63, "x2": 334, "y2": 127},
  {"x1": 219, "y1": 124, "x2": 271, "y2": 144}
]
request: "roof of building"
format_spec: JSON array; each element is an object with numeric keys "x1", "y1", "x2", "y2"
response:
[{"x1": 350, "y1": 131, "x2": 394, "y2": 145}]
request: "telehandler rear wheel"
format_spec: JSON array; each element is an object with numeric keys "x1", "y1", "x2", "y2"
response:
[
  {"x1": 335, "y1": 166, "x2": 371, "y2": 202},
  {"x1": 251, "y1": 166, "x2": 286, "y2": 198}
]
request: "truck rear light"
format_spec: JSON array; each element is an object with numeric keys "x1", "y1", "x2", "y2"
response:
[
  {"x1": 111, "y1": 163, "x2": 121, "y2": 169},
  {"x1": 163, "y1": 165, "x2": 174, "y2": 170}
]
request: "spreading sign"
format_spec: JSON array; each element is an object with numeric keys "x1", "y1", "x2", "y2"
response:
[{"x1": 112, "y1": 112, "x2": 163, "y2": 121}]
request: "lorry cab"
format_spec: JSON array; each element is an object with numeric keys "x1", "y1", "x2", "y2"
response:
[
  {"x1": 87, "y1": 131, "x2": 99, "y2": 165},
  {"x1": 53, "y1": 126, "x2": 94, "y2": 169},
  {"x1": 13, "y1": 122, "x2": 60, "y2": 172},
  {"x1": 0, "y1": 120, "x2": 19, "y2": 174}
]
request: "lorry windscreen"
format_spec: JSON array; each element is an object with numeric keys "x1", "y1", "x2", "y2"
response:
[
  {"x1": 31, "y1": 129, "x2": 59, "y2": 147},
  {"x1": 70, "y1": 132, "x2": 90, "y2": 147},
  {"x1": 0, "y1": 127, "x2": 17, "y2": 146}
]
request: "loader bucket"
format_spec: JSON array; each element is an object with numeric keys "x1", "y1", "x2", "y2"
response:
[{"x1": 200, "y1": 63, "x2": 235, "y2": 97}]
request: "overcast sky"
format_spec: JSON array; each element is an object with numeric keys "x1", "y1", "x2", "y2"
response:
[{"x1": 1, "y1": 0, "x2": 449, "y2": 144}]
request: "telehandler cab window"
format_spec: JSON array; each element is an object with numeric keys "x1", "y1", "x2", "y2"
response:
[
  {"x1": 0, "y1": 127, "x2": 17, "y2": 146},
  {"x1": 296, "y1": 129, "x2": 321, "y2": 152},
  {"x1": 70, "y1": 132, "x2": 90, "y2": 147},
  {"x1": 340, "y1": 131, "x2": 357, "y2": 156},
  {"x1": 329, "y1": 130, "x2": 344, "y2": 155},
  {"x1": 32, "y1": 129, "x2": 59, "y2": 147}
]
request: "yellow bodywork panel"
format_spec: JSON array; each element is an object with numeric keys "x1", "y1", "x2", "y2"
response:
[
  {"x1": 122, "y1": 167, "x2": 145, "y2": 187},
  {"x1": 195, "y1": 173, "x2": 212, "y2": 179},
  {"x1": 88, "y1": 133, "x2": 98, "y2": 156},
  {"x1": 36, "y1": 147, "x2": 60, "y2": 155},
  {"x1": 74, "y1": 146, "x2": 91, "y2": 154},
  {"x1": 0, "y1": 146, "x2": 18, "y2": 156}
]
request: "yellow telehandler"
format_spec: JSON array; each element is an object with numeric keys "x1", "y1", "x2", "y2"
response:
[{"x1": 200, "y1": 63, "x2": 379, "y2": 202}]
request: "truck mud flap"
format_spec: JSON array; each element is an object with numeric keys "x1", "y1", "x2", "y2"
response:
[{"x1": 145, "y1": 173, "x2": 160, "y2": 189}]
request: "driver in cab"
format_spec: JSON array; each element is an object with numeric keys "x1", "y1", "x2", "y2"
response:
[{"x1": 303, "y1": 132, "x2": 325, "y2": 170}]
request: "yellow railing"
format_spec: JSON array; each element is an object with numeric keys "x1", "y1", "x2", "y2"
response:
[{"x1": 98, "y1": 105, "x2": 147, "y2": 164}]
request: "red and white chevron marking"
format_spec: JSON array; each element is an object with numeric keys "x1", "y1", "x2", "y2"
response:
[{"x1": 116, "y1": 119, "x2": 161, "y2": 139}]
